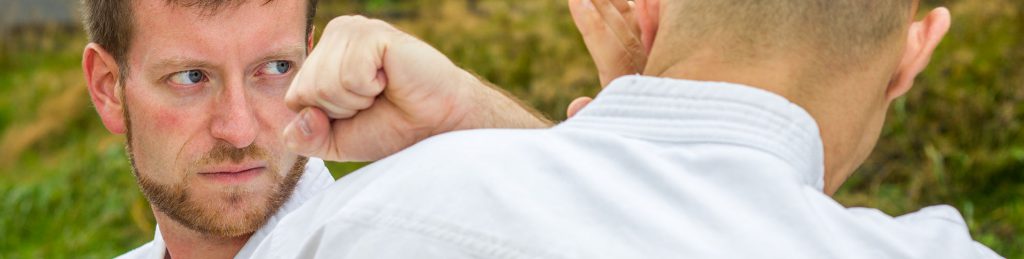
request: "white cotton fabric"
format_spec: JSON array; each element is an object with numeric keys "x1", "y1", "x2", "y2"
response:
[{"x1": 248, "y1": 76, "x2": 1000, "y2": 258}]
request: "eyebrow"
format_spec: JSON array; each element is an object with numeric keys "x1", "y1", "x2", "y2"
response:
[
  {"x1": 254, "y1": 45, "x2": 307, "y2": 63},
  {"x1": 150, "y1": 56, "x2": 215, "y2": 72},
  {"x1": 147, "y1": 45, "x2": 307, "y2": 74}
]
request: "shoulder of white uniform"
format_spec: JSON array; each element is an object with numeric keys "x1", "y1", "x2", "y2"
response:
[
  {"x1": 246, "y1": 129, "x2": 566, "y2": 258},
  {"x1": 845, "y1": 205, "x2": 1002, "y2": 258},
  {"x1": 971, "y1": 241, "x2": 1005, "y2": 259},
  {"x1": 896, "y1": 205, "x2": 1004, "y2": 258},
  {"x1": 358, "y1": 129, "x2": 549, "y2": 182},
  {"x1": 892, "y1": 205, "x2": 967, "y2": 224},
  {"x1": 403, "y1": 128, "x2": 555, "y2": 160},
  {"x1": 115, "y1": 241, "x2": 163, "y2": 259}
]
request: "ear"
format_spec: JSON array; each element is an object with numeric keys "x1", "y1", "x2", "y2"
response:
[
  {"x1": 886, "y1": 7, "x2": 951, "y2": 100},
  {"x1": 307, "y1": 25, "x2": 316, "y2": 53},
  {"x1": 634, "y1": 0, "x2": 660, "y2": 53},
  {"x1": 83, "y1": 43, "x2": 127, "y2": 134}
]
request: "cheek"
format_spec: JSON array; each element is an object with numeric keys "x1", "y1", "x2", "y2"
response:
[
  {"x1": 153, "y1": 109, "x2": 183, "y2": 129},
  {"x1": 254, "y1": 93, "x2": 299, "y2": 133},
  {"x1": 128, "y1": 101, "x2": 206, "y2": 180},
  {"x1": 133, "y1": 102, "x2": 194, "y2": 137}
]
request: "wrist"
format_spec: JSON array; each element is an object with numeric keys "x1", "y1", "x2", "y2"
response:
[
  {"x1": 434, "y1": 70, "x2": 479, "y2": 134},
  {"x1": 437, "y1": 70, "x2": 552, "y2": 135}
]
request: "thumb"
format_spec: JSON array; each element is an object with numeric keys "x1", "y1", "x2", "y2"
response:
[
  {"x1": 283, "y1": 107, "x2": 333, "y2": 158},
  {"x1": 566, "y1": 97, "x2": 593, "y2": 118}
]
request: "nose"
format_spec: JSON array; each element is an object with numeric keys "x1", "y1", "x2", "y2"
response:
[{"x1": 210, "y1": 79, "x2": 258, "y2": 148}]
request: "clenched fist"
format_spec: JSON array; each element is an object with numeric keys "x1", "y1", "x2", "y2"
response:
[{"x1": 282, "y1": 16, "x2": 550, "y2": 162}]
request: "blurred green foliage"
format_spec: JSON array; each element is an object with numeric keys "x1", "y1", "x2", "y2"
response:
[{"x1": 0, "y1": 0, "x2": 1020, "y2": 257}]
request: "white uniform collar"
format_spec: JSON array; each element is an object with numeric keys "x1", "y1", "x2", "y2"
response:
[
  {"x1": 235, "y1": 157, "x2": 334, "y2": 258},
  {"x1": 558, "y1": 75, "x2": 826, "y2": 190}
]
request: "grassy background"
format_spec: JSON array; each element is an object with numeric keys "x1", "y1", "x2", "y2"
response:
[{"x1": 0, "y1": 0, "x2": 1020, "y2": 257}]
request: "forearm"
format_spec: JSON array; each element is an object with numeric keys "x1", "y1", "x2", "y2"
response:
[{"x1": 444, "y1": 71, "x2": 554, "y2": 133}]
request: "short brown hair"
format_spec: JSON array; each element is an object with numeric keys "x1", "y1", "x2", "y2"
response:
[
  {"x1": 81, "y1": 0, "x2": 318, "y2": 83},
  {"x1": 666, "y1": 0, "x2": 915, "y2": 77}
]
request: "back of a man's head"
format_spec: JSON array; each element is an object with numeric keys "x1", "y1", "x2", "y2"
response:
[
  {"x1": 661, "y1": 0, "x2": 915, "y2": 82},
  {"x1": 641, "y1": 0, "x2": 950, "y2": 194}
]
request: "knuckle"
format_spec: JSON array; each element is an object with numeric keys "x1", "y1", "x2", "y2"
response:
[
  {"x1": 314, "y1": 87, "x2": 335, "y2": 101},
  {"x1": 339, "y1": 76, "x2": 362, "y2": 91},
  {"x1": 624, "y1": 38, "x2": 642, "y2": 49},
  {"x1": 366, "y1": 18, "x2": 390, "y2": 28},
  {"x1": 351, "y1": 95, "x2": 373, "y2": 108},
  {"x1": 325, "y1": 17, "x2": 347, "y2": 29},
  {"x1": 326, "y1": 15, "x2": 365, "y2": 30},
  {"x1": 284, "y1": 91, "x2": 298, "y2": 104},
  {"x1": 330, "y1": 109, "x2": 356, "y2": 119},
  {"x1": 285, "y1": 85, "x2": 309, "y2": 102}
]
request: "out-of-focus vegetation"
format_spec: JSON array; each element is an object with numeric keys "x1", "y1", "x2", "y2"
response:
[{"x1": 0, "y1": 0, "x2": 1020, "y2": 257}]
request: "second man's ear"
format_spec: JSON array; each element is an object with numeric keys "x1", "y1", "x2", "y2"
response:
[{"x1": 886, "y1": 7, "x2": 951, "y2": 101}]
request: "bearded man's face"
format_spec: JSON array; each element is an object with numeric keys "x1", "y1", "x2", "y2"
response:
[{"x1": 119, "y1": 0, "x2": 311, "y2": 237}]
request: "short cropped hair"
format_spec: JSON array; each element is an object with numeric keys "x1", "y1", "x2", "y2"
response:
[
  {"x1": 81, "y1": 0, "x2": 318, "y2": 83},
  {"x1": 666, "y1": 0, "x2": 915, "y2": 79}
]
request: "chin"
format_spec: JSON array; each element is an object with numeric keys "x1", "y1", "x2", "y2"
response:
[
  {"x1": 138, "y1": 157, "x2": 306, "y2": 238},
  {"x1": 194, "y1": 179, "x2": 280, "y2": 237}
]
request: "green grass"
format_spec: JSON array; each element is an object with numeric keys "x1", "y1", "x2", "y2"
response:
[{"x1": 1, "y1": 0, "x2": 1021, "y2": 257}]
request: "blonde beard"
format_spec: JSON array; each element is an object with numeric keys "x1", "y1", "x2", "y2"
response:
[
  {"x1": 130, "y1": 150, "x2": 306, "y2": 237},
  {"x1": 120, "y1": 89, "x2": 308, "y2": 237}
]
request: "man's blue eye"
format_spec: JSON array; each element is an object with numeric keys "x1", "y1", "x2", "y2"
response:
[
  {"x1": 262, "y1": 61, "x2": 291, "y2": 75},
  {"x1": 170, "y1": 70, "x2": 205, "y2": 85}
]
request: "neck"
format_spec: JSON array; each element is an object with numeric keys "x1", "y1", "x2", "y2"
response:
[
  {"x1": 644, "y1": 47, "x2": 804, "y2": 101},
  {"x1": 155, "y1": 210, "x2": 251, "y2": 259},
  {"x1": 643, "y1": 46, "x2": 881, "y2": 195}
]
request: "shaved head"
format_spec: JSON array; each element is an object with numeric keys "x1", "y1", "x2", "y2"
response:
[{"x1": 662, "y1": 0, "x2": 916, "y2": 81}]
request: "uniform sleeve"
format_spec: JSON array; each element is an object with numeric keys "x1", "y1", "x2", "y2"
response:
[
  {"x1": 250, "y1": 216, "x2": 546, "y2": 259},
  {"x1": 890, "y1": 205, "x2": 1004, "y2": 259}
]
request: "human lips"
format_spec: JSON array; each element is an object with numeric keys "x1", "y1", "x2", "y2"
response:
[{"x1": 198, "y1": 162, "x2": 267, "y2": 185}]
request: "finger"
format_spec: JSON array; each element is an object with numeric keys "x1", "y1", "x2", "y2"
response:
[
  {"x1": 289, "y1": 18, "x2": 374, "y2": 109},
  {"x1": 635, "y1": 0, "x2": 657, "y2": 53},
  {"x1": 592, "y1": 0, "x2": 641, "y2": 45},
  {"x1": 311, "y1": 87, "x2": 375, "y2": 118},
  {"x1": 566, "y1": 97, "x2": 593, "y2": 118},
  {"x1": 286, "y1": 27, "x2": 344, "y2": 112},
  {"x1": 287, "y1": 17, "x2": 385, "y2": 119},
  {"x1": 283, "y1": 107, "x2": 334, "y2": 158},
  {"x1": 288, "y1": 73, "x2": 364, "y2": 119},
  {"x1": 339, "y1": 30, "x2": 387, "y2": 98},
  {"x1": 285, "y1": 45, "x2": 325, "y2": 112},
  {"x1": 569, "y1": 0, "x2": 608, "y2": 40},
  {"x1": 609, "y1": 0, "x2": 630, "y2": 13},
  {"x1": 570, "y1": 0, "x2": 629, "y2": 85},
  {"x1": 592, "y1": 0, "x2": 645, "y2": 72}
]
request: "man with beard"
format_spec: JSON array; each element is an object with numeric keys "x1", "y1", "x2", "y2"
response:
[
  {"x1": 253, "y1": 0, "x2": 1001, "y2": 257},
  {"x1": 80, "y1": 0, "x2": 549, "y2": 258}
]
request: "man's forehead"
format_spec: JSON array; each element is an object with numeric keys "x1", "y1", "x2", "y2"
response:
[
  {"x1": 136, "y1": 0, "x2": 294, "y2": 13},
  {"x1": 131, "y1": 0, "x2": 307, "y2": 68},
  {"x1": 133, "y1": 0, "x2": 305, "y2": 25}
]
